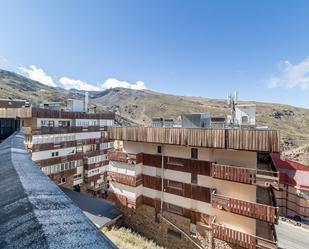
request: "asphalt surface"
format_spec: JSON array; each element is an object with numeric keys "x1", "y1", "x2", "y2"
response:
[{"x1": 276, "y1": 221, "x2": 309, "y2": 249}]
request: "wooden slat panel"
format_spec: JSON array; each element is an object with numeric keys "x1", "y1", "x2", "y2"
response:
[
  {"x1": 212, "y1": 193, "x2": 278, "y2": 224},
  {"x1": 108, "y1": 127, "x2": 280, "y2": 152}
]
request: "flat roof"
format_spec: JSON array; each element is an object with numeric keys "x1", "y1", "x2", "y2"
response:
[
  {"x1": 61, "y1": 187, "x2": 121, "y2": 228},
  {"x1": 0, "y1": 130, "x2": 117, "y2": 249}
]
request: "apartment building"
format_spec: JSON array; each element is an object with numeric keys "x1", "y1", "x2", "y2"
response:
[
  {"x1": 271, "y1": 153, "x2": 309, "y2": 221},
  {"x1": 105, "y1": 127, "x2": 280, "y2": 249},
  {"x1": 0, "y1": 101, "x2": 115, "y2": 193}
]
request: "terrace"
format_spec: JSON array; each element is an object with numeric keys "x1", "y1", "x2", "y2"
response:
[{"x1": 211, "y1": 190, "x2": 279, "y2": 224}]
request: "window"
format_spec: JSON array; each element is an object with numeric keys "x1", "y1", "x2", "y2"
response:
[
  {"x1": 51, "y1": 151, "x2": 59, "y2": 157},
  {"x1": 167, "y1": 228, "x2": 182, "y2": 239},
  {"x1": 190, "y1": 223, "x2": 197, "y2": 236},
  {"x1": 191, "y1": 173, "x2": 198, "y2": 184},
  {"x1": 58, "y1": 121, "x2": 70, "y2": 127},
  {"x1": 191, "y1": 148, "x2": 198, "y2": 159},
  {"x1": 59, "y1": 177, "x2": 66, "y2": 184},
  {"x1": 168, "y1": 180, "x2": 183, "y2": 190},
  {"x1": 241, "y1": 116, "x2": 249, "y2": 124},
  {"x1": 41, "y1": 120, "x2": 54, "y2": 127},
  {"x1": 157, "y1": 145, "x2": 162, "y2": 154},
  {"x1": 168, "y1": 157, "x2": 183, "y2": 166}
]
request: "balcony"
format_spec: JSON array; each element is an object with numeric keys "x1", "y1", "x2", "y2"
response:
[
  {"x1": 211, "y1": 191, "x2": 278, "y2": 224},
  {"x1": 211, "y1": 163, "x2": 279, "y2": 188},
  {"x1": 26, "y1": 125, "x2": 107, "y2": 135},
  {"x1": 212, "y1": 222, "x2": 277, "y2": 249},
  {"x1": 107, "y1": 150, "x2": 143, "y2": 165}
]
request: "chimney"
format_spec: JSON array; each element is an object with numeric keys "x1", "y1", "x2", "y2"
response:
[{"x1": 84, "y1": 92, "x2": 88, "y2": 113}]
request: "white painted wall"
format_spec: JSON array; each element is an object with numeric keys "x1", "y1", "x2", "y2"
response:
[
  {"x1": 32, "y1": 146, "x2": 76, "y2": 161},
  {"x1": 32, "y1": 131, "x2": 102, "y2": 144},
  {"x1": 109, "y1": 182, "x2": 143, "y2": 200},
  {"x1": 108, "y1": 161, "x2": 142, "y2": 176}
]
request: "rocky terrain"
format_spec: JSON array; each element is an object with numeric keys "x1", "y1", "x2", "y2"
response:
[{"x1": 1, "y1": 68, "x2": 308, "y2": 164}]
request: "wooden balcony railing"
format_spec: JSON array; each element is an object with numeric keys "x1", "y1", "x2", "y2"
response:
[
  {"x1": 211, "y1": 163, "x2": 279, "y2": 188},
  {"x1": 108, "y1": 172, "x2": 143, "y2": 187},
  {"x1": 211, "y1": 192, "x2": 278, "y2": 224},
  {"x1": 212, "y1": 222, "x2": 277, "y2": 249},
  {"x1": 107, "y1": 150, "x2": 143, "y2": 165}
]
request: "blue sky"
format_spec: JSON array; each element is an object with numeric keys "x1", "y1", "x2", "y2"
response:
[{"x1": 1, "y1": 0, "x2": 309, "y2": 107}]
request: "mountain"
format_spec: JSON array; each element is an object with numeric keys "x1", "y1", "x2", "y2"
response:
[{"x1": 1, "y1": 68, "x2": 309, "y2": 164}]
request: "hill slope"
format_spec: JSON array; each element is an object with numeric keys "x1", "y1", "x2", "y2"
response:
[{"x1": 1, "y1": 69, "x2": 308, "y2": 164}]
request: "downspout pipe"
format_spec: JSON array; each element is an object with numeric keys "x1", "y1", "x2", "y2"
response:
[{"x1": 160, "y1": 145, "x2": 164, "y2": 216}]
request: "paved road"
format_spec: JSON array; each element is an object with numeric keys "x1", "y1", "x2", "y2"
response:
[{"x1": 276, "y1": 221, "x2": 309, "y2": 249}]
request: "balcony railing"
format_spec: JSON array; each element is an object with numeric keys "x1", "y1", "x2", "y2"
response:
[
  {"x1": 211, "y1": 163, "x2": 279, "y2": 188},
  {"x1": 26, "y1": 126, "x2": 107, "y2": 135},
  {"x1": 107, "y1": 150, "x2": 143, "y2": 165},
  {"x1": 212, "y1": 222, "x2": 277, "y2": 249},
  {"x1": 211, "y1": 192, "x2": 278, "y2": 224}
]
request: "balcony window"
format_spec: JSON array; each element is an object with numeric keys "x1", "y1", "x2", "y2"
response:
[
  {"x1": 191, "y1": 148, "x2": 198, "y2": 159},
  {"x1": 168, "y1": 157, "x2": 184, "y2": 166},
  {"x1": 168, "y1": 180, "x2": 183, "y2": 190}
]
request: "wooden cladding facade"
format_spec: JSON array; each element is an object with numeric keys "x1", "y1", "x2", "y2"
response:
[
  {"x1": 142, "y1": 174, "x2": 211, "y2": 203},
  {"x1": 31, "y1": 137, "x2": 109, "y2": 152},
  {"x1": 212, "y1": 193, "x2": 278, "y2": 224},
  {"x1": 143, "y1": 153, "x2": 211, "y2": 176},
  {"x1": 108, "y1": 171, "x2": 143, "y2": 187},
  {"x1": 108, "y1": 150, "x2": 143, "y2": 165},
  {"x1": 84, "y1": 160, "x2": 109, "y2": 170},
  {"x1": 35, "y1": 153, "x2": 84, "y2": 167},
  {"x1": 28, "y1": 125, "x2": 107, "y2": 135},
  {"x1": 107, "y1": 127, "x2": 280, "y2": 152}
]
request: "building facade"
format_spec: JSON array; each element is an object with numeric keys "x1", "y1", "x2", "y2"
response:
[
  {"x1": 271, "y1": 153, "x2": 309, "y2": 221},
  {"x1": 105, "y1": 127, "x2": 280, "y2": 249},
  {"x1": 0, "y1": 103, "x2": 115, "y2": 193}
]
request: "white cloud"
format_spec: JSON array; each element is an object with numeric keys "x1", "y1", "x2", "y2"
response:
[
  {"x1": 100, "y1": 78, "x2": 146, "y2": 90},
  {"x1": 59, "y1": 77, "x2": 147, "y2": 91},
  {"x1": 19, "y1": 65, "x2": 57, "y2": 87},
  {"x1": 268, "y1": 58, "x2": 309, "y2": 91},
  {"x1": 59, "y1": 77, "x2": 101, "y2": 91}
]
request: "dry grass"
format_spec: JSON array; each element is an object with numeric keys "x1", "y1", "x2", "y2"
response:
[{"x1": 102, "y1": 227, "x2": 165, "y2": 249}]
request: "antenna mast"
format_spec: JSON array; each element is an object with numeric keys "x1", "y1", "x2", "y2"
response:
[{"x1": 227, "y1": 91, "x2": 238, "y2": 127}]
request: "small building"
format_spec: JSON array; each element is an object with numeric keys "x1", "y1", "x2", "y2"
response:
[
  {"x1": 210, "y1": 116, "x2": 226, "y2": 129},
  {"x1": 181, "y1": 113, "x2": 211, "y2": 128},
  {"x1": 163, "y1": 118, "x2": 174, "y2": 128},
  {"x1": 39, "y1": 102, "x2": 64, "y2": 111},
  {"x1": 235, "y1": 104, "x2": 256, "y2": 127},
  {"x1": 272, "y1": 153, "x2": 309, "y2": 222},
  {"x1": 151, "y1": 117, "x2": 163, "y2": 127},
  {"x1": 66, "y1": 99, "x2": 85, "y2": 112}
]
